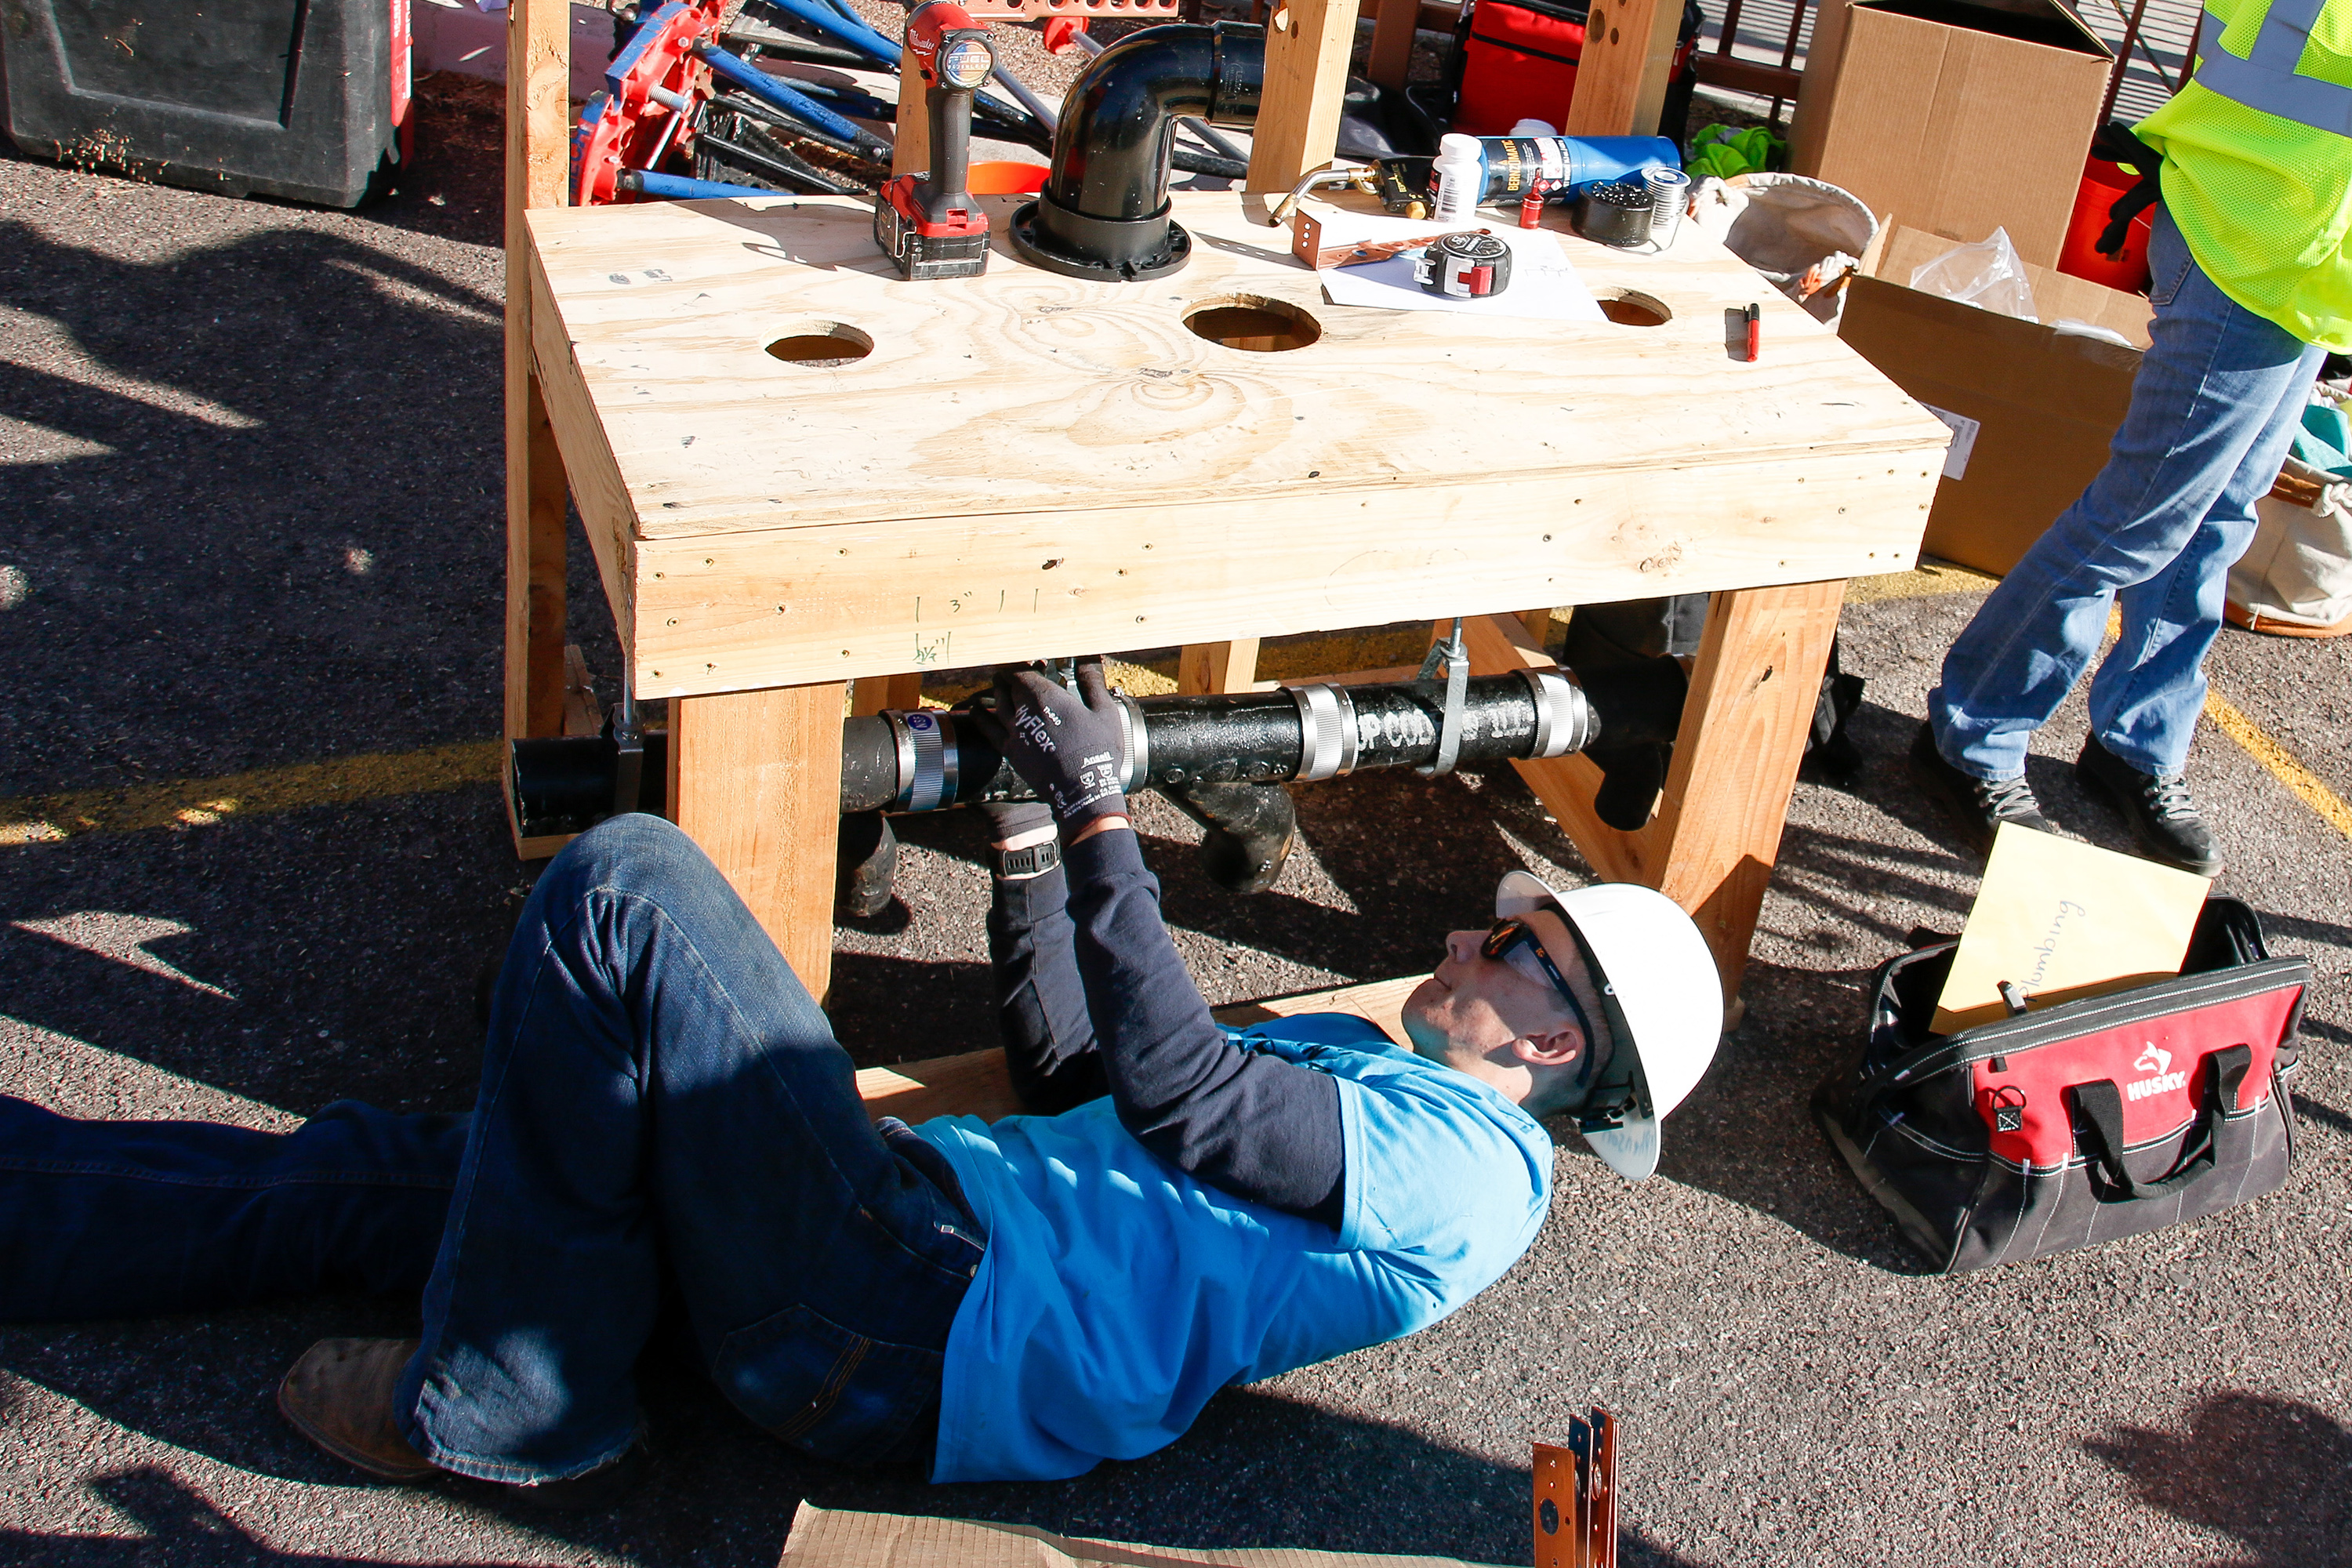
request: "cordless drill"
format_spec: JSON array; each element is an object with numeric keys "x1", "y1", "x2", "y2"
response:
[{"x1": 873, "y1": 2, "x2": 995, "y2": 281}]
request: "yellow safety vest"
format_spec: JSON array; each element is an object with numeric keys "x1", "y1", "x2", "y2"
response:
[{"x1": 2136, "y1": 0, "x2": 2352, "y2": 350}]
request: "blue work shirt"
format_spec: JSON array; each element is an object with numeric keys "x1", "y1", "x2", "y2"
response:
[{"x1": 913, "y1": 1012, "x2": 1555, "y2": 1484}]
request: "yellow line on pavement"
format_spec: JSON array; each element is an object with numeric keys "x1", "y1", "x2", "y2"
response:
[
  {"x1": 0, "y1": 740, "x2": 503, "y2": 847},
  {"x1": 2100, "y1": 602, "x2": 2352, "y2": 843},
  {"x1": 2205, "y1": 691, "x2": 2352, "y2": 843}
]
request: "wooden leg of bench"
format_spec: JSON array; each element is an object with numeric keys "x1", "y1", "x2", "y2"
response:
[
  {"x1": 670, "y1": 682, "x2": 847, "y2": 1000},
  {"x1": 500, "y1": 0, "x2": 572, "y2": 855},
  {"x1": 851, "y1": 673, "x2": 923, "y2": 717},
  {"x1": 1179, "y1": 640, "x2": 1261, "y2": 695},
  {"x1": 1646, "y1": 580, "x2": 1844, "y2": 998}
]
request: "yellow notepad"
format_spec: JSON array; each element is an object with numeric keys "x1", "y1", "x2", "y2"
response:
[{"x1": 1931, "y1": 824, "x2": 2212, "y2": 1035}]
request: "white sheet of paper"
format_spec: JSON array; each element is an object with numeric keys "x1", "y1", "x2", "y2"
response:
[{"x1": 1319, "y1": 228, "x2": 1607, "y2": 323}]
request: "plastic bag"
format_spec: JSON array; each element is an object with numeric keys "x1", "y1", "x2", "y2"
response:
[{"x1": 1908, "y1": 229, "x2": 2038, "y2": 322}]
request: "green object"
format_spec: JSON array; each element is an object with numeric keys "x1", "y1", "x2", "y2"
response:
[
  {"x1": 2132, "y1": 0, "x2": 2351, "y2": 353},
  {"x1": 1682, "y1": 123, "x2": 1785, "y2": 179}
]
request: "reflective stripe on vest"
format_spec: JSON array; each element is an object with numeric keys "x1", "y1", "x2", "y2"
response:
[{"x1": 2195, "y1": 0, "x2": 2352, "y2": 136}]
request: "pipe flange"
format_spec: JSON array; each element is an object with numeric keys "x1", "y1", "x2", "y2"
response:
[
  {"x1": 1288, "y1": 683, "x2": 1359, "y2": 782},
  {"x1": 1519, "y1": 667, "x2": 1595, "y2": 758},
  {"x1": 1009, "y1": 199, "x2": 1193, "y2": 281}
]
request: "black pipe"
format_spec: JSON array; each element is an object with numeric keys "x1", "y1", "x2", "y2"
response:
[
  {"x1": 510, "y1": 669, "x2": 1594, "y2": 840},
  {"x1": 837, "y1": 670, "x2": 1594, "y2": 812},
  {"x1": 1161, "y1": 780, "x2": 1297, "y2": 896},
  {"x1": 1007, "y1": 22, "x2": 1263, "y2": 281}
]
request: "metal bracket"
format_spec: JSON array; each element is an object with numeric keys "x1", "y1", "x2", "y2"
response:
[
  {"x1": 1534, "y1": 1414, "x2": 1617, "y2": 1568},
  {"x1": 611, "y1": 662, "x2": 645, "y2": 817},
  {"x1": 1415, "y1": 615, "x2": 1470, "y2": 777}
]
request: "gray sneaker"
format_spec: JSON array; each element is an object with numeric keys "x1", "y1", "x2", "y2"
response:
[
  {"x1": 1907, "y1": 722, "x2": 2053, "y2": 854},
  {"x1": 2076, "y1": 737, "x2": 2223, "y2": 877}
]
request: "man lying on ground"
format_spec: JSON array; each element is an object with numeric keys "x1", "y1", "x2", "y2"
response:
[{"x1": 0, "y1": 659, "x2": 1722, "y2": 1497}]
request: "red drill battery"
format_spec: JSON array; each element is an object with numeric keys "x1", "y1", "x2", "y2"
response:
[{"x1": 873, "y1": 189, "x2": 991, "y2": 280}]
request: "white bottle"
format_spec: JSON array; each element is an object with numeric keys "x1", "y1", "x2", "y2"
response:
[
  {"x1": 1431, "y1": 133, "x2": 1484, "y2": 223},
  {"x1": 1508, "y1": 118, "x2": 1559, "y2": 137}
]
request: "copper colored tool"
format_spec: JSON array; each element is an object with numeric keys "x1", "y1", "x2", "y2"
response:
[{"x1": 1534, "y1": 1411, "x2": 1617, "y2": 1568}]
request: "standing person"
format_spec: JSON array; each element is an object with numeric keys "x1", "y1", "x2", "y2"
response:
[
  {"x1": 0, "y1": 659, "x2": 1723, "y2": 1495},
  {"x1": 1911, "y1": 0, "x2": 2350, "y2": 876}
]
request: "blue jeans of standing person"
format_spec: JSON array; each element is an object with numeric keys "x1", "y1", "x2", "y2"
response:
[
  {"x1": 0, "y1": 815, "x2": 983, "y2": 1483},
  {"x1": 1926, "y1": 204, "x2": 2327, "y2": 781}
]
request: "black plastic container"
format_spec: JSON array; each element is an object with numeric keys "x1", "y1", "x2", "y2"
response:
[{"x1": 2, "y1": 0, "x2": 412, "y2": 207}]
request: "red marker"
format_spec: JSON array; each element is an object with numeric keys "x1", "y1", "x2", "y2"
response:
[{"x1": 1744, "y1": 302, "x2": 1762, "y2": 361}]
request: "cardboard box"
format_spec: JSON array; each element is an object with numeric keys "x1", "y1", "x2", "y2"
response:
[
  {"x1": 1838, "y1": 223, "x2": 2153, "y2": 577},
  {"x1": 1791, "y1": 0, "x2": 2114, "y2": 270},
  {"x1": 779, "y1": 1503, "x2": 1504, "y2": 1568}
]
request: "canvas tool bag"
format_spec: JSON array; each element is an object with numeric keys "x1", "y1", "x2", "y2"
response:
[
  {"x1": 1814, "y1": 899, "x2": 2307, "y2": 1274},
  {"x1": 2227, "y1": 452, "x2": 2352, "y2": 637}
]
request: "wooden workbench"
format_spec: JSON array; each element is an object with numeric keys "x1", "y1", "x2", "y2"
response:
[{"x1": 517, "y1": 187, "x2": 1948, "y2": 999}]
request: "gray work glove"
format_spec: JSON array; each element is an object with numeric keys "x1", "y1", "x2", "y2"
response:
[{"x1": 967, "y1": 659, "x2": 1130, "y2": 834}]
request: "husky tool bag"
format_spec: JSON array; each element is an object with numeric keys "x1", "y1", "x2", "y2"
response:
[{"x1": 1815, "y1": 900, "x2": 2307, "y2": 1274}]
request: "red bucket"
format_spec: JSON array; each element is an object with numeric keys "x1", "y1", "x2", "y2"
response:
[{"x1": 2057, "y1": 155, "x2": 2154, "y2": 293}]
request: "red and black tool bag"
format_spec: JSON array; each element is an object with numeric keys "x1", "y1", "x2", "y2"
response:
[
  {"x1": 1813, "y1": 899, "x2": 2307, "y2": 1274},
  {"x1": 1447, "y1": 0, "x2": 1702, "y2": 136}
]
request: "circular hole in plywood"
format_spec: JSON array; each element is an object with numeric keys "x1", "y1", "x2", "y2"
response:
[
  {"x1": 765, "y1": 321, "x2": 875, "y2": 367},
  {"x1": 1184, "y1": 294, "x2": 1321, "y2": 352},
  {"x1": 1594, "y1": 288, "x2": 1671, "y2": 327}
]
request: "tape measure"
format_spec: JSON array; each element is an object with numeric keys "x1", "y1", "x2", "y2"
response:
[{"x1": 1413, "y1": 230, "x2": 1512, "y2": 299}]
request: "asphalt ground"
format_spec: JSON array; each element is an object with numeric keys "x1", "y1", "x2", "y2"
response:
[{"x1": 4, "y1": 80, "x2": 2351, "y2": 1568}]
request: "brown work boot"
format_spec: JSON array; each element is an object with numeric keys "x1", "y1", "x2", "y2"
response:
[{"x1": 277, "y1": 1338, "x2": 439, "y2": 1482}]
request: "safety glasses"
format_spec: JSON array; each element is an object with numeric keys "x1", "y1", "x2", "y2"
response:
[
  {"x1": 1481, "y1": 913, "x2": 1642, "y2": 1132},
  {"x1": 1482, "y1": 916, "x2": 1597, "y2": 1045}
]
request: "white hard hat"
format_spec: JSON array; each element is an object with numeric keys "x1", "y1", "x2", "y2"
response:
[{"x1": 1495, "y1": 870, "x2": 1722, "y2": 1181}]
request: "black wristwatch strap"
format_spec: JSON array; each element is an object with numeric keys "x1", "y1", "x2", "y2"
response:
[{"x1": 995, "y1": 839, "x2": 1062, "y2": 879}]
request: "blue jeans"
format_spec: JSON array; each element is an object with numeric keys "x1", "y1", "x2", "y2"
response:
[
  {"x1": 1, "y1": 815, "x2": 983, "y2": 1484},
  {"x1": 1926, "y1": 205, "x2": 2326, "y2": 781},
  {"x1": 0, "y1": 1099, "x2": 466, "y2": 1320}
]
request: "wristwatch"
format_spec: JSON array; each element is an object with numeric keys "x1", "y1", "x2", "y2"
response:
[{"x1": 995, "y1": 839, "x2": 1062, "y2": 879}]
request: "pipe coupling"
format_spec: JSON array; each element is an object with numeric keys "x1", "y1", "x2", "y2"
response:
[
  {"x1": 1288, "y1": 682, "x2": 1360, "y2": 782},
  {"x1": 886, "y1": 709, "x2": 960, "y2": 811},
  {"x1": 1116, "y1": 693, "x2": 1152, "y2": 793},
  {"x1": 1519, "y1": 667, "x2": 1595, "y2": 759}
]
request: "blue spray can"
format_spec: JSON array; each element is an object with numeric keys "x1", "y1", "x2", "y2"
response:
[{"x1": 1466, "y1": 136, "x2": 1679, "y2": 205}]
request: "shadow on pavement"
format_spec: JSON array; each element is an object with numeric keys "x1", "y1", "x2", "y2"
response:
[
  {"x1": 0, "y1": 213, "x2": 510, "y2": 798},
  {"x1": 0, "y1": 1388, "x2": 1713, "y2": 1568},
  {"x1": 2085, "y1": 1391, "x2": 2352, "y2": 1566}
]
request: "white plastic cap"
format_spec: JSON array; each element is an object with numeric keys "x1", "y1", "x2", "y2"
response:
[{"x1": 1438, "y1": 133, "x2": 1484, "y2": 160}]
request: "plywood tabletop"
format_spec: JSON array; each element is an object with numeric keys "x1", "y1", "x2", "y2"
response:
[{"x1": 527, "y1": 191, "x2": 1951, "y2": 543}]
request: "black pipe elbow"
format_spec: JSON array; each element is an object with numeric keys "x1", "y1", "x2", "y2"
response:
[{"x1": 1008, "y1": 22, "x2": 1263, "y2": 281}]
